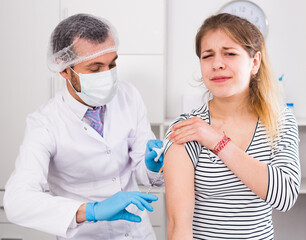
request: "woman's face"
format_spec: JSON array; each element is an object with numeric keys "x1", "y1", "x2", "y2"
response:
[{"x1": 200, "y1": 29, "x2": 260, "y2": 100}]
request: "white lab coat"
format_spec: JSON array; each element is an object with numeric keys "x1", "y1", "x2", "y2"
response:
[{"x1": 4, "y1": 81, "x2": 162, "y2": 240}]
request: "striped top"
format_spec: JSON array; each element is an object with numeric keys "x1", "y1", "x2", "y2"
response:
[{"x1": 164, "y1": 104, "x2": 300, "y2": 240}]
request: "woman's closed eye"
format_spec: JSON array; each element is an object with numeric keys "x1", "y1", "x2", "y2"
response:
[
  {"x1": 225, "y1": 52, "x2": 237, "y2": 56},
  {"x1": 202, "y1": 54, "x2": 213, "y2": 59}
]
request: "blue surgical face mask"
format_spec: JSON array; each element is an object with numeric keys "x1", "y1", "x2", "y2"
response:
[{"x1": 68, "y1": 67, "x2": 118, "y2": 106}]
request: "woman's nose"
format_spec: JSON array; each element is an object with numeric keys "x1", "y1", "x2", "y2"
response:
[{"x1": 212, "y1": 56, "x2": 225, "y2": 70}]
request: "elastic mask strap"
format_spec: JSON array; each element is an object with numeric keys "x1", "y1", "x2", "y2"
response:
[
  {"x1": 69, "y1": 66, "x2": 79, "y2": 77},
  {"x1": 67, "y1": 67, "x2": 80, "y2": 93}
]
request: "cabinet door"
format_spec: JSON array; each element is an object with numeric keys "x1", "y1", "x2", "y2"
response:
[
  {"x1": 60, "y1": 0, "x2": 165, "y2": 54},
  {"x1": 60, "y1": 0, "x2": 166, "y2": 124},
  {"x1": 0, "y1": 224, "x2": 56, "y2": 240},
  {"x1": 117, "y1": 55, "x2": 165, "y2": 123},
  {"x1": 139, "y1": 187, "x2": 167, "y2": 240},
  {"x1": 0, "y1": 0, "x2": 60, "y2": 188}
]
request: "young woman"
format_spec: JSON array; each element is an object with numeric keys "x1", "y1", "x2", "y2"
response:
[{"x1": 163, "y1": 13, "x2": 300, "y2": 240}]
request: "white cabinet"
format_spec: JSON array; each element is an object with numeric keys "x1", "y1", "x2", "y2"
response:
[
  {"x1": 273, "y1": 194, "x2": 306, "y2": 240},
  {"x1": 60, "y1": 0, "x2": 165, "y2": 55},
  {"x1": 0, "y1": 224, "x2": 56, "y2": 240},
  {"x1": 139, "y1": 186, "x2": 167, "y2": 240},
  {"x1": 0, "y1": 0, "x2": 60, "y2": 189},
  {"x1": 117, "y1": 55, "x2": 165, "y2": 124}
]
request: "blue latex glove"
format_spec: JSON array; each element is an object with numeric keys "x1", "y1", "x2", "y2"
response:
[
  {"x1": 145, "y1": 139, "x2": 164, "y2": 172},
  {"x1": 86, "y1": 191, "x2": 158, "y2": 223}
]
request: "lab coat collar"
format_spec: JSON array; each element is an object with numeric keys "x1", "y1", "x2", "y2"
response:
[{"x1": 62, "y1": 85, "x2": 89, "y2": 120}]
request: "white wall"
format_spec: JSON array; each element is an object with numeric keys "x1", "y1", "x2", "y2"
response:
[{"x1": 166, "y1": 0, "x2": 306, "y2": 120}]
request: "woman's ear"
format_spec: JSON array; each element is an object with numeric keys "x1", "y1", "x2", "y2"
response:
[{"x1": 251, "y1": 51, "x2": 261, "y2": 75}]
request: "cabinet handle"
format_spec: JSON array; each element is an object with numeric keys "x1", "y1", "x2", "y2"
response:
[
  {"x1": 51, "y1": 76, "x2": 55, "y2": 98},
  {"x1": 0, "y1": 206, "x2": 4, "y2": 210},
  {"x1": 62, "y1": 8, "x2": 68, "y2": 20}
]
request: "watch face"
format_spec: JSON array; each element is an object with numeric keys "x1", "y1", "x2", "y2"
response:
[{"x1": 219, "y1": 0, "x2": 268, "y2": 37}]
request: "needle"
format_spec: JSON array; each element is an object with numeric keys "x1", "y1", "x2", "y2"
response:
[{"x1": 146, "y1": 165, "x2": 164, "y2": 194}]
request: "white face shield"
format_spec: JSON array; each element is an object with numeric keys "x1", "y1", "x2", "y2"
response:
[{"x1": 47, "y1": 13, "x2": 119, "y2": 73}]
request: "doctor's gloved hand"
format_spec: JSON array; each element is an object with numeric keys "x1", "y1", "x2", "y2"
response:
[
  {"x1": 145, "y1": 139, "x2": 164, "y2": 172},
  {"x1": 86, "y1": 191, "x2": 158, "y2": 223}
]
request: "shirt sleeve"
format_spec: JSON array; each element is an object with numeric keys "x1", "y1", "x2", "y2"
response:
[
  {"x1": 3, "y1": 112, "x2": 84, "y2": 237},
  {"x1": 265, "y1": 109, "x2": 301, "y2": 212},
  {"x1": 123, "y1": 83, "x2": 158, "y2": 186},
  {"x1": 164, "y1": 113, "x2": 202, "y2": 168}
]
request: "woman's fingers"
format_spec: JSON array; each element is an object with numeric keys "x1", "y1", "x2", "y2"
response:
[
  {"x1": 168, "y1": 117, "x2": 211, "y2": 144},
  {"x1": 170, "y1": 117, "x2": 200, "y2": 131},
  {"x1": 169, "y1": 128, "x2": 198, "y2": 143}
]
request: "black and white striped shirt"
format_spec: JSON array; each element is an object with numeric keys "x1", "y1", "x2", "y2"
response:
[{"x1": 164, "y1": 104, "x2": 300, "y2": 240}]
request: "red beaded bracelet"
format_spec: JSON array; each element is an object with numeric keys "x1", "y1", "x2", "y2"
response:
[{"x1": 212, "y1": 132, "x2": 231, "y2": 155}]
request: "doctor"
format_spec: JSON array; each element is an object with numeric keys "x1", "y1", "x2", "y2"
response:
[{"x1": 4, "y1": 13, "x2": 163, "y2": 240}]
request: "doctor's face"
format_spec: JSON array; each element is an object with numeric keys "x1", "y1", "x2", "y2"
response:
[{"x1": 200, "y1": 29, "x2": 260, "y2": 100}]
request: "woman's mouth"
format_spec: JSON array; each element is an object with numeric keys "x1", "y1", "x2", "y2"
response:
[{"x1": 211, "y1": 76, "x2": 231, "y2": 83}]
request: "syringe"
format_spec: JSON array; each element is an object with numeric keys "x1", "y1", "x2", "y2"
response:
[
  {"x1": 146, "y1": 166, "x2": 164, "y2": 194},
  {"x1": 146, "y1": 145, "x2": 165, "y2": 193}
]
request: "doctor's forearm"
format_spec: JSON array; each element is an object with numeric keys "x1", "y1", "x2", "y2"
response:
[{"x1": 76, "y1": 203, "x2": 86, "y2": 223}]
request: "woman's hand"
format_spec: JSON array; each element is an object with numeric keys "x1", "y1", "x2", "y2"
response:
[{"x1": 168, "y1": 117, "x2": 223, "y2": 149}]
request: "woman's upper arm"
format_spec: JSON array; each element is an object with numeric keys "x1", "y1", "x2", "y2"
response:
[{"x1": 164, "y1": 143, "x2": 195, "y2": 233}]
